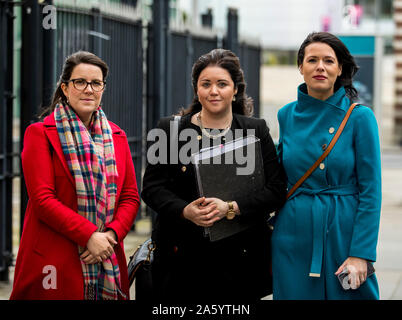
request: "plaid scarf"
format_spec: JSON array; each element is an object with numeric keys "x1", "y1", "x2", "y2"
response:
[{"x1": 55, "y1": 103, "x2": 125, "y2": 300}]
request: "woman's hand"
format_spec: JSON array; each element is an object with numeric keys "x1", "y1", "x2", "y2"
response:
[
  {"x1": 203, "y1": 198, "x2": 228, "y2": 216},
  {"x1": 80, "y1": 249, "x2": 100, "y2": 264},
  {"x1": 203, "y1": 197, "x2": 240, "y2": 217},
  {"x1": 81, "y1": 231, "x2": 117, "y2": 264},
  {"x1": 335, "y1": 257, "x2": 368, "y2": 289},
  {"x1": 182, "y1": 197, "x2": 221, "y2": 227},
  {"x1": 104, "y1": 229, "x2": 118, "y2": 245}
]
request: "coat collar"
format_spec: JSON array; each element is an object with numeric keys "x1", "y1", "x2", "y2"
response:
[{"x1": 297, "y1": 83, "x2": 350, "y2": 112}]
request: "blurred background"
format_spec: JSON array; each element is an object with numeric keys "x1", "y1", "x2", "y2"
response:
[{"x1": 1, "y1": 0, "x2": 401, "y2": 299}]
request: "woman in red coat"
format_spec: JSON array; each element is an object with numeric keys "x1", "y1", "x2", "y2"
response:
[{"x1": 10, "y1": 51, "x2": 140, "y2": 300}]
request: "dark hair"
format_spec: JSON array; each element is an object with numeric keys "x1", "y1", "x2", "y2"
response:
[
  {"x1": 180, "y1": 48, "x2": 254, "y2": 116},
  {"x1": 40, "y1": 51, "x2": 108, "y2": 118},
  {"x1": 297, "y1": 32, "x2": 359, "y2": 101}
]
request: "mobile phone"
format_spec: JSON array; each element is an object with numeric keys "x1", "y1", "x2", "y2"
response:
[
  {"x1": 338, "y1": 268, "x2": 351, "y2": 290},
  {"x1": 367, "y1": 261, "x2": 375, "y2": 277},
  {"x1": 337, "y1": 261, "x2": 375, "y2": 290}
]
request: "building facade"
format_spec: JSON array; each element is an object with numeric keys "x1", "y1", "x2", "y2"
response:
[{"x1": 394, "y1": 0, "x2": 402, "y2": 144}]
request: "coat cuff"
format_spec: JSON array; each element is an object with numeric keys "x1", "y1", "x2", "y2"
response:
[
  {"x1": 105, "y1": 226, "x2": 119, "y2": 242},
  {"x1": 105, "y1": 221, "x2": 125, "y2": 243},
  {"x1": 348, "y1": 247, "x2": 377, "y2": 263},
  {"x1": 78, "y1": 224, "x2": 98, "y2": 247}
]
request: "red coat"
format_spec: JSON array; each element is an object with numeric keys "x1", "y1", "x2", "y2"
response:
[{"x1": 10, "y1": 113, "x2": 140, "y2": 300}]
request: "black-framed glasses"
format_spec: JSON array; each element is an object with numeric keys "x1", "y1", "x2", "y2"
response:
[{"x1": 66, "y1": 78, "x2": 106, "y2": 92}]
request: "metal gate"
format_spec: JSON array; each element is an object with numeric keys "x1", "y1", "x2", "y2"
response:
[
  {"x1": 55, "y1": 6, "x2": 144, "y2": 202},
  {"x1": 0, "y1": 0, "x2": 15, "y2": 281},
  {"x1": 147, "y1": 28, "x2": 262, "y2": 130}
]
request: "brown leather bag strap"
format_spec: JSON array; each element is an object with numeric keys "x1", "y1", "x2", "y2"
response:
[{"x1": 286, "y1": 102, "x2": 359, "y2": 200}]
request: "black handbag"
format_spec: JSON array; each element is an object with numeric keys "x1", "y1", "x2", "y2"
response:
[{"x1": 127, "y1": 238, "x2": 155, "y2": 300}]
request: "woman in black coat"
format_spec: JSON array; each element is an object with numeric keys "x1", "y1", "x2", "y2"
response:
[{"x1": 141, "y1": 49, "x2": 287, "y2": 301}]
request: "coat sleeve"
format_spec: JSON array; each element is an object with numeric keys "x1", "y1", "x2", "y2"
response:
[
  {"x1": 235, "y1": 119, "x2": 288, "y2": 217},
  {"x1": 141, "y1": 118, "x2": 189, "y2": 221},
  {"x1": 105, "y1": 133, "x2": 140, "y2": 242},
  {"x1": 348, "y1": 107, "x2": 382, "y2": 262},
  {"x1": 21, "y1": 123, "x2": 97, "y2": 247}
]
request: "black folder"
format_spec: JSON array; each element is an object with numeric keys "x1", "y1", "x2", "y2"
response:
[{"x1": 191, "y1": 135, "x2": 265, "y2": 242}]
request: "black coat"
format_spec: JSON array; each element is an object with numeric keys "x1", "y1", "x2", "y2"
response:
[{"x1": 141, "y1": 111, "x2": 287, "y2": 301}]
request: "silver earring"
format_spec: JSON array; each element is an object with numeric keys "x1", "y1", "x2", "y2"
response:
[{"x1": 232, "y1": 96, "x2": 236, "y2": 102}]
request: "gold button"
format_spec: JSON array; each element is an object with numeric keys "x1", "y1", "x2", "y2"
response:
[
  {"x1": 181, "y1": 166, "x2": 186, "y2": 172},
  {"x1": 197, "y1": 135, "x2": 202, "y2": 140},
  {"x1": 329, "y1": 127, "x2": 335, "y2": 134},
  {"x1": 319, "y1": 163, "x2": 325, "y2": 170}
]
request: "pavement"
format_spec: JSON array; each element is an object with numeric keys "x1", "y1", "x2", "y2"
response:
[
  {"x1": 374, "y1": 148, "x2": 402, "y2": 300},
  {"x1": 0, "y1": 147, "x2": 401, "y2": 300}
]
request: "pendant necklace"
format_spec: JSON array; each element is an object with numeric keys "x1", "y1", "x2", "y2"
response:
[{"x1": 196, "y1": 112, "x2": 232, "y2": 140}]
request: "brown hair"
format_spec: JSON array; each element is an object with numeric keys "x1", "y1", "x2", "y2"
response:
[
  {"x1": 40, "y1": 51, "x2": 108, "y2": 118},
  {"x1": 180, "y1": 48, "x2": 254, "y2": 116}
]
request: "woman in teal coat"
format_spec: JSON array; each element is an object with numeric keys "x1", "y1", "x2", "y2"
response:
[{"x1": 271, "y1": 32, "x2": 381, "y2": 299}]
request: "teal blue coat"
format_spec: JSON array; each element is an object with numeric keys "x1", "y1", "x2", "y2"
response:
[{"x1": 271, "y1": 84, "x2": 381, "y2": 299}]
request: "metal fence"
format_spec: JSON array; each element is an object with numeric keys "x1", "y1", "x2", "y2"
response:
[
  {"x1": 0, "y1": 0, "x2": 15, "y2": 281},
  {"x1": 147, "y1": 28, "x2": 262, "y2": 129},
  {"x1": 1, "y1": 0, "x2": 261, "y2": 282},
  {"x1": 55, "y1": 7, "x2": 144, "y2": 200},
  {"x1": 167, "y1": 31, "x2": 219, "y2": 115},
  {"x1": 17, "y1": 2, "x2": 144, "y2": 223},
  {"x1": 238, "y1": 43, "x2": 261, "y2": 117},
  {"x1": 164, "y1": 32, "x2": 261, "y2": 117}
]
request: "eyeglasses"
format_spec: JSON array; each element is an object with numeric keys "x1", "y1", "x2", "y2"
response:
[{"x1": 66, "y1": 78, "x2": 106, "y2": 92}]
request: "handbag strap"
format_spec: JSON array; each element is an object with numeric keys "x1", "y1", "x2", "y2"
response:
[
  {"x1": 151, "y1": 115, "x2": 182, "y2": 242},
  {"x1": 286, "y1": 102, "x2": 359, "y2": 200}
]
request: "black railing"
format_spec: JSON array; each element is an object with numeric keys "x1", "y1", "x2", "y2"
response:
[
  {"x1": 55, "y1": 7, "x2": 144, "y2": 204},
  {"x1": 1, "y1": 0, "x2": 261, "y2": 282},
  {"x1": 0, "y1": 0, "x2": 15, "y2": 281}
]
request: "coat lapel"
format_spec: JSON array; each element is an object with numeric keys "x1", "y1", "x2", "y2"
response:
[{"x1": 43, "y1": 114, "x2": 75, "y2": 186}]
